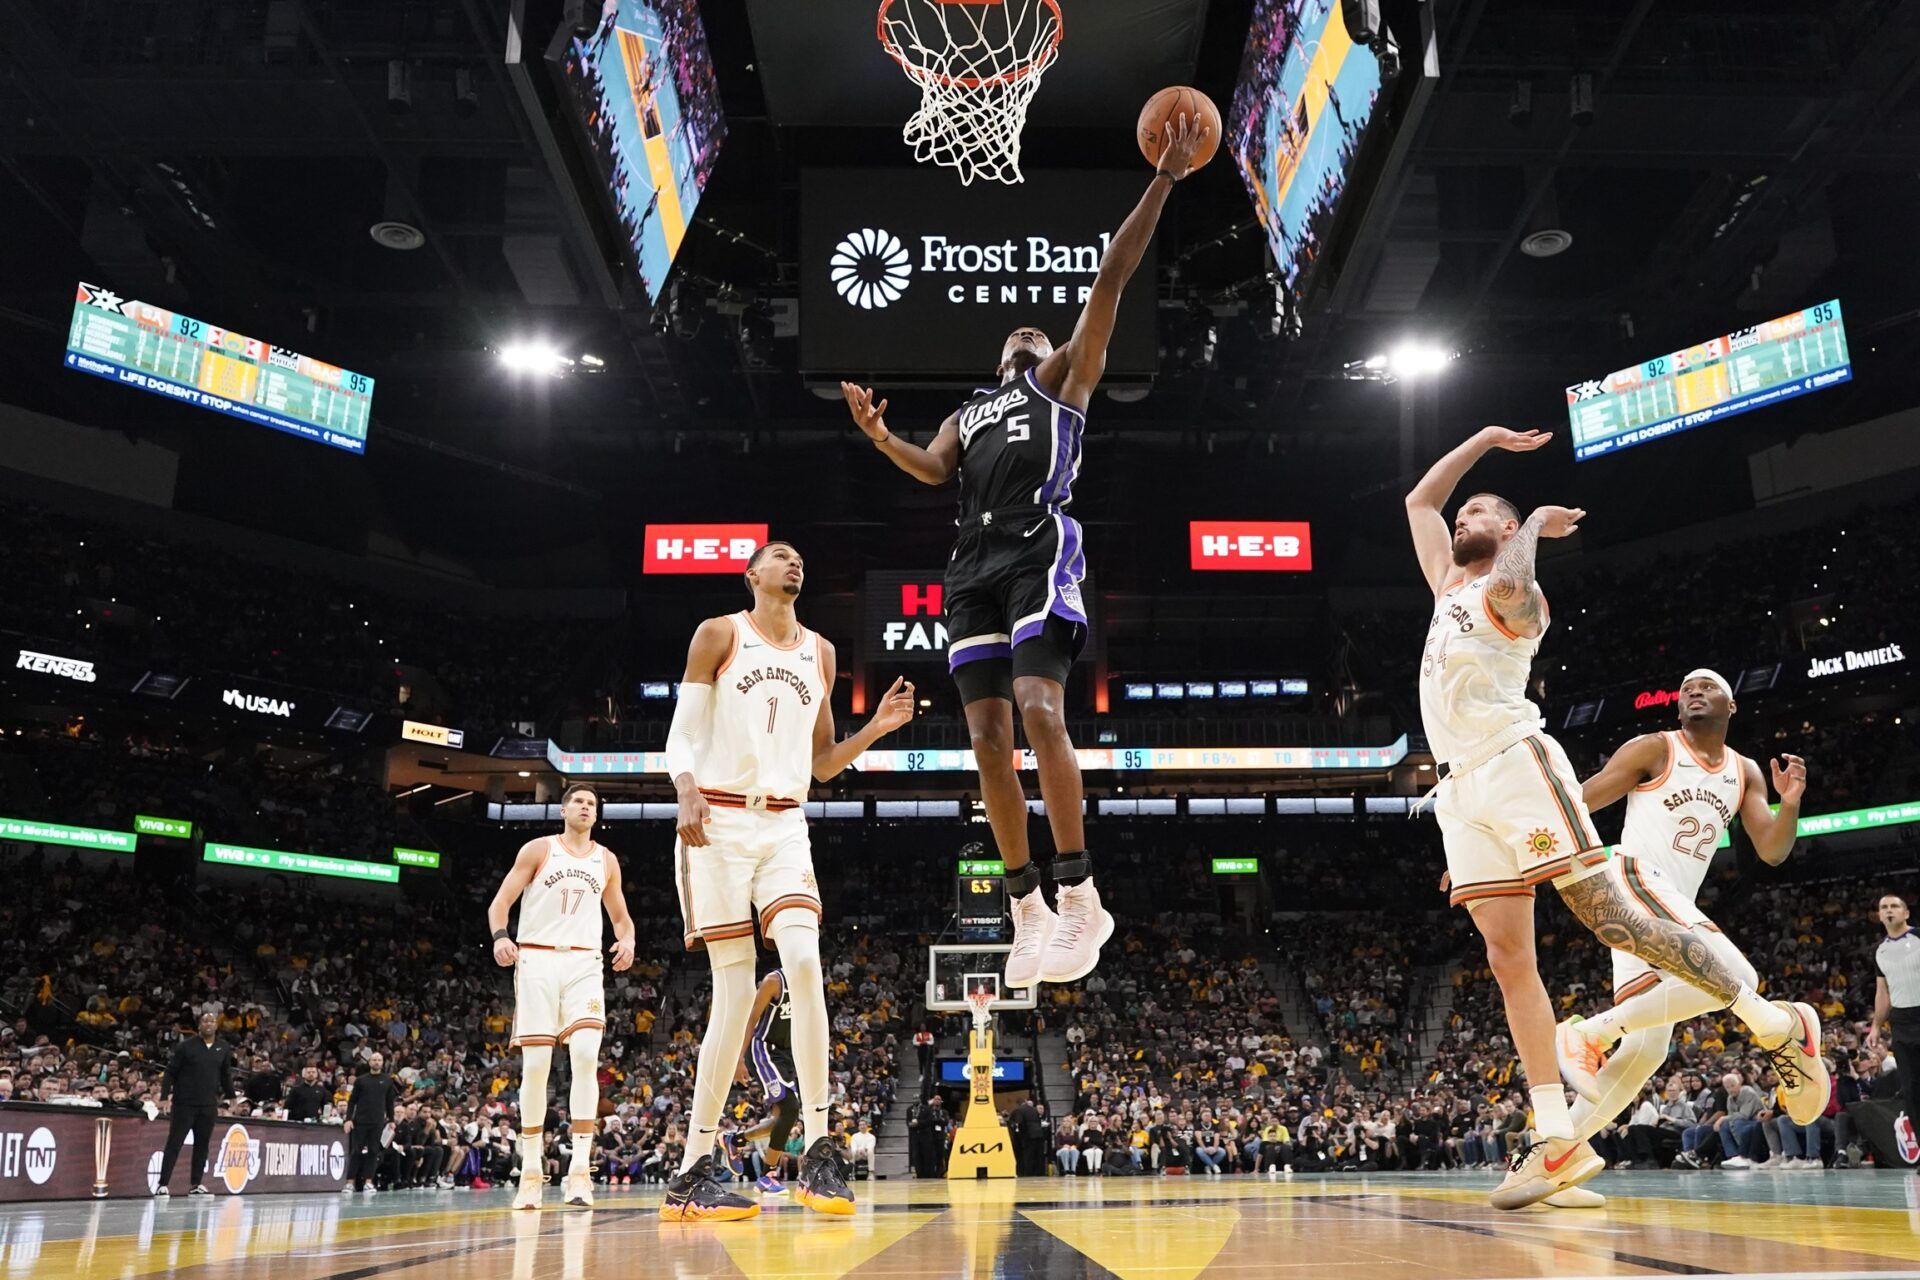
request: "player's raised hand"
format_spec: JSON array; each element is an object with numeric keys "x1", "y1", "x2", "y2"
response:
[
  {"x1": 870, "y1": 677, "x2": 917, "y2": 735},
  {"x1": 1480, "y1": 426, "x2": 1553, "y2": 453},
  {"x1": 1529, "y1": 505, "x2": 1586, "y2": 538},
  {"x1": 677, "y1": 788, "x2": 713, "y2": 848},
  {"x1": 611, "y1": 937, "x2": 635, "y2": 972},
  {"x1": 1770, "y1": 753, "x2": 1807, "y2": 805},
  {"x1": 840, "y1": 382, "x2": 890, "y2": 442},
  {"x1": 492, "y1": 936, "x2": 518, "y2": 967},
  {"x1": 1157, "y1": 112, "x2": 1210, "y2": 180}
]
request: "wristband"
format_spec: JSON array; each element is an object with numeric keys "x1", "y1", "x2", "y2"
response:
[
  {"x1": 1154, "y1": 169, "x2": 1180, "y2": 184},
  {"x1": 873, "y1": 429, "x2": 892, "y2": 446},
  {"x1": 491, "y1": 929, "x2": 511, "y2": 944}
]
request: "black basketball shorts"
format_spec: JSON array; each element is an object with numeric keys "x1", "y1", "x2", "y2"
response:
[{"x1": 945, "y1": 508, "x2": 1088, "y2": 703}]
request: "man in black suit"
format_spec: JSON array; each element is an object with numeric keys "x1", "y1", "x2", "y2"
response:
[
  {"x1": 1007, "y1": 1097, "x2": 1039, "y2": 1175},
  {"x1": 156, "y1": 1012, "x2": 233, "y2": 1197},
  {"x1": 343, "y1": 1052, "x2": 398, "y2": 1193}
]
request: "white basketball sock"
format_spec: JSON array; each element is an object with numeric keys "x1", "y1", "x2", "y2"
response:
[
  {"x1": 1529, "y1": 1084, "x2": 1574, "y2": 1141},
  {"x1": 679, "y1": 939, "x2": 757, "y2": 1177},
  {"x1": 772, "y1": 918, "x2": 831, "y2": 1151},
  {"x1": 1580, "y1": 976, "x2": 1730, "y2": 1045},
  {"x1": 1570, "y1": 1025, "x2": 1672, "y2": 1143},
  {"x1": 518, "y1": 1044, "x2": 552, "y2": 1177},
  {"x1": 567, "y1": 1029, "x2": 603, "y2": 1174}
]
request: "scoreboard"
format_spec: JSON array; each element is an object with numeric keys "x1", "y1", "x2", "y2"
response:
[
  {"x1": 63, "y1": 282, "x2": 374, "y2": 454},
  {"x1": 1567, "y1": 300, "x2": 1850, "y2": 461}
]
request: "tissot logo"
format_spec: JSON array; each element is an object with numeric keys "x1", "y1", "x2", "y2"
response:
[
  {"x1": 830, "y1": 228, "x2": 912, "y2": 309},
  {"x1": 224, "y1": 689, "x2": 294, "y2": 718},
  {"x1": 16, "y1": 649, "x2": 97, "y2": 683}
]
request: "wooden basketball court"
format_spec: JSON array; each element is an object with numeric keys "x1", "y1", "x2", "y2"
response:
[{"x1": 9, "y1": 1172, "x2": 1920, "y2": 1278}]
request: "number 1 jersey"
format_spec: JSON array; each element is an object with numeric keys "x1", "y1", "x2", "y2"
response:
[{"x1": 693, "y1": 611, "x2": 823, "y2": 804}]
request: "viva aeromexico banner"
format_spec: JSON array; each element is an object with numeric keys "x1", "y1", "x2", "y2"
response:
[
  {"x1": 0, "y1": 1105, "x2": 349, "y2": 1201},
  {"x1": 800, "y1": 170, "x2": 1155, "y2": 377}
]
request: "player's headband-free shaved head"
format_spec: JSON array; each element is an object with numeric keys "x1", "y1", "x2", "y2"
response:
[{"x1": 1682, "y1": 668, "x2": 1733, "y2": 700}]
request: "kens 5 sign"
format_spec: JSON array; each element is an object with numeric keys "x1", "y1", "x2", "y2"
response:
[
  {"x1": 1189, "y1": 522, "x2": 1314, "y2": 571},
  {"x1": 643, "y1": 524, "x2": 769, "y2": 575}
]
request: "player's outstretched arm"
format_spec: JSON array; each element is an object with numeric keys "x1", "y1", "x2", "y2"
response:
[
  {"x1": 1404, "y1": 426, "x2": 1553, "y2": 595},
  {"x1": 810, "y1": 641, "x2": 917, "y2": 781},
  {"x1": 1043, "y1": 116, "x2": 1208, "y2": 408},
  {"x1": 843, "y1": 383, "x2": 960, "y2": 485},
  {"x1": 1740, "y1": 752, "x2": 1805, "y2": 865},
  {"x1": 1581, "y1": 734, "x2": 1667, "y2": 813},
  {"x1": 602, "y1": 851, "x2": 636, "y2": 971},
  {"x1": 486, "y1": 838, "x2": 548, "y2": 967}
]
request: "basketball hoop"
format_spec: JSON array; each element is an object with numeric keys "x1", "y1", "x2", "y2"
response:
[
  {"x1": 877, "y1": 0, "x2": 1064, "y2": 186},
  {"x1": 965, "y1": 986, "x2": 996, "y2": 1033}
]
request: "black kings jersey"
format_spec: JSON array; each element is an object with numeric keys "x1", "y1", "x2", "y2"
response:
[{"x1": 953, "y1": 368, "x2": 1085, "y2": 522}]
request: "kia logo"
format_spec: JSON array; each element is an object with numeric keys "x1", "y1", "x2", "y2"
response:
[{"x1": 831, "y1": 228, "x2": 911, "y2": 309}]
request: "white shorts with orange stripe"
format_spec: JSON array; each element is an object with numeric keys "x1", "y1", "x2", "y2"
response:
[
  {"x1": 1439, "y1": 732, "x2": 1610, "y2": 908},
  {"x1": 511, "y1": 947, "x2": 605, "y2": 1048},
  {"x1": 675, "y1": 805, "x2": 822, "y2": 952},
  {"x1": 1606, "y1": 856, "x2": 1756, "y2": 1002}
]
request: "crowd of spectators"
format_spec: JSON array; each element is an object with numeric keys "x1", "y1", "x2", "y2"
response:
[{"x1": 0, "y1": 835, "x2": 904, "y2": 1192}]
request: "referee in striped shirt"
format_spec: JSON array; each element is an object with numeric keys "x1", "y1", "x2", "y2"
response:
[{"x1": 1869, "y1": 891, "x2": 1920, "y2": 1166}]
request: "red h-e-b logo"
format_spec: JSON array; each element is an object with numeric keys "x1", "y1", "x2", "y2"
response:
[
  {"x1": 643, "y1": 523, "x2": 769, "y2": 575},
  {"x1": 900, "y1": 583, "x2": 943, "y2": 616},
  {"x1": 1189, "y1": 521, "x2": 1313, "y2": 571}
]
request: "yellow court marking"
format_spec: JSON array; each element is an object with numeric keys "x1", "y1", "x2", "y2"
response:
[
  {"x1": 712, "y1": 1212, "x2": 945, "y2": 1280},
  {"x1": 1023, "y1": 1205, "x2": 1241, "y2": 1280}
]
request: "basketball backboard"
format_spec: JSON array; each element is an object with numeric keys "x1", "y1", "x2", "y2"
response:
[{"x1": 926, "y1": 943, "x2": 1036, "y2": 1013}]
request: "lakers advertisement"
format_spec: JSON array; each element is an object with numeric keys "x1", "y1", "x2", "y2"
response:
[{"x1": 0, "y1": 1107, "x2": 348, "y2": 1201}]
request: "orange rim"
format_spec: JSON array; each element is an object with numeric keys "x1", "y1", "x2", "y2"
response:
[{"x1": 877, "y1": 0, "x2": 1064, "y2": 91}]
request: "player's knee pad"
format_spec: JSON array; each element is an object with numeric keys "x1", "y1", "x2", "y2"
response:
[
  {"x1": 705, "y1": 934, "x2": 757, "y2": 974},
  {"x1": 768, "y1": 915, "x2": 822, "y2": 988},
  {"x1": 520, "y1": 1044, "x2": 553, "y2": 1117},
  {"x1": 567, "y1": 1027, "x2": 602, "y2": 1073}
]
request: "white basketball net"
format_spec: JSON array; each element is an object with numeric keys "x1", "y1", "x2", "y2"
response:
[
  {"x1": 965, "y1": 987, "x2": 995, "y2": 1032},
  {"x1": 878, "y1": 0, "x2": 1063, "y2": 186}
]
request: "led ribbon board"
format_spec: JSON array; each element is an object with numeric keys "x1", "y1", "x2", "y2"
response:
[
  {"x1": 64, "y1": 283, "x2": 374, "y2": 454},
  {"x1": 1568, "y1": 300, "x2": 1850, "y2": 461},
  {"x1": 547, "y1": 735, "x2": 1409, "y2": 775}
]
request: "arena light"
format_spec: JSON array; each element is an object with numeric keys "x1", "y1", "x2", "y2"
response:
[
  {"x1": 498, "y1": 340, "x2": 571, "y2": 377},
  {"x1": 1387, "y1": 340, "x2": 1454, "y2": 379}
]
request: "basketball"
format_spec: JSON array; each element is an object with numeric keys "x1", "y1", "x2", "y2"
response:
[{"x1": 1137, "y1": 86, "x2": 1221, "y2": 173}]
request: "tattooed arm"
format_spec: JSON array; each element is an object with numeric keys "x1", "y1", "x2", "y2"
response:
[{"x1": 1484, "y1": 504, "x2": 1584, "y2": 639}]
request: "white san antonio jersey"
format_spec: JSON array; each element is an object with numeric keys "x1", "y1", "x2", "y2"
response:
[
  {"x1": 1619, "y1": 730, "x2": 1746, "y2": 903},
  {"x1": 1417, "y1": 575, "x2": 1548, "y2": 766},
  {"x1": 517, "y1": 836, "x2": 607, "y2": 949},
  {"x1": 693, "y1": 611, "x2": 822, "y2": 803}
]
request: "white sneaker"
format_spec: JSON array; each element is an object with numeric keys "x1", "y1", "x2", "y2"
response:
[
  {"x1": 513, "y1": 1174, "x2": 544, "y2": 1211},
  {"x1": 1542, "y1": 1185, "x2": 1607, "y2": 1208},
  {"x1": 1761, "y1": 1002, "x2": 1832, "y2": 1127},
  {"x1": 154, "y1": 1186, "x2": 170, "y2": 1198},
  {"x1": 339, "y1": 1185, "x2": 356, "y2": 1196},
  {"x1": 1554, "y1": 1018, "x2": 1609, "y2": 1104},
  {"x1": 1038, "y1": 878, "x2": 1114, "y2": 985},
  {"x1": 564, "y1": 1172, "x2": 594, "y2": 1207},
  {"x1": 1720, "y1": 1156, "x2": 1753, "y2": 1170},
  {"x1": 1003, "y1": 887, "x2": 1057, "y2": 990},
  {"x1": 1489, "y1": 1138, "x2": 1603, "y2": 1211}
]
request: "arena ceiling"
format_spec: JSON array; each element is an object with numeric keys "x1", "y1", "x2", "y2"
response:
[{"x1": 0, "y1": 0, "x2": 1918, "y2": 572}]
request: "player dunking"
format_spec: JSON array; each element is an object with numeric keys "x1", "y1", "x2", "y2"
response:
[
  {"x1": 1555, "y1": 670, "x2": 1824, "y2": 1167},
  {"x1": 487, "y1": 782, "x2": 637, "y2": 1209},
  {"x1": 659, "y1": 540, "x2": 916, "y2": 1222},
  {"x1": 840, "y1": 116, "x2": 1209, "y2": 993},
  {"x1": 1405, "y1": 425, "x2": 1824, "y2": 1209}
]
